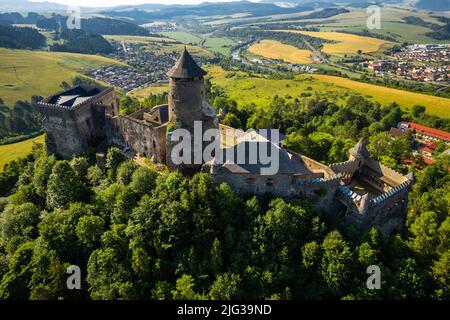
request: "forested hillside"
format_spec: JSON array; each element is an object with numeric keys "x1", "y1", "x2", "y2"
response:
[
  {"x1": 0, "y1": 25, "x2": 46, "y2": 50},
  {"x1": 0, "y1": 144, "x2": 448, "y2": 300},
  {"x1": 51, "y1": 30, "x2": 115, "y2": 55}
]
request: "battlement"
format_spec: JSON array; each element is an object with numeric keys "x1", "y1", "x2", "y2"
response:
[
  {"x1": 294, "y1": 173, "x2": 342, "y2": 186},
  {"x1": 330, "y1": 159, "x2": 359, "y2": 176},
  {"x1": 38, "y1": 85, "x2": 114, "y2": 111},
  {"x1": 365, "y1": 158, "x2": 408, "y2": 185},
  {"x1": 371, "y1": 180, "x2": 411, "y2": 205}
]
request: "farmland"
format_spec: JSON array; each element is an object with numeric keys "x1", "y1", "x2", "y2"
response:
[
  {"x1": 202, "y1": 37, "x2": 237, "y2": 55},
  {"x1": 274, "y1": 30, "x2": 391, "y2": 55},
  {"x1": 160, "y1": 31, "x2": 202, "y2": 45},
  {"x1": 248, "y1": 40, "x2": 313, "y2": 64},
  {"x1": 103, "y1": 35, "x2": 177, "y2": 44},
  {"x1": 207, "y1": 67, "x2": 450, "y2": 118},
  {"x1": 129, "y1": 85, "x2": 168, "y2": 100},
  {"x1": 0, "y1": 135, "x2": 44, "y2": 172},
  {"x1": 0, "y1": 48, "x2": 126, "y2": 106}
]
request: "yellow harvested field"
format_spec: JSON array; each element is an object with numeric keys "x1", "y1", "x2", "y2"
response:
[
  {"x1": 248, "y1": 40, "x2": 313, "y2": 64},
  {"x1": 311, "y1": 74, "x2": 450, "y2": 118},
  {"x1": 0, "y1": 135, "x2": 44, "y2": 171},
  {"x1": 275, "y1": 30, "x2": 390, "y2": 55},
  {"x1": 129, "y1": 85, "x2": 168, "y2": 99}
]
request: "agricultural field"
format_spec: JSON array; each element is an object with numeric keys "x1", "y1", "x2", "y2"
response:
[
  {"x1": 129, "y1": 85, "x2": 168, "y2": 100},
  {"x1": 0, "y1": 135, "x2": 44, "y2": 172},
  {"x1": 207, "y1": 67, "x2": 450, "y2": 118},
  {"x1": 275, "y1": 30, "x2": 391, "y2": 55},
  {"x1": 322, "y1": 22, "x2": 441, "y2": 45},
  {"x1": 103, "y1": 35, "x2": 177, "y2": 44},
  {"x1": 0, "y1": 48, "x2": 126, "y2": 106},
  {"x1": 160, "y1": 31, "x2": 202, "y2": 45},
  {"x1": 248, "y1": 40, "x2": 313, "y2": 64},
  {"x1": 202, "y1": 37, "x2": 237, "y2": 55}
]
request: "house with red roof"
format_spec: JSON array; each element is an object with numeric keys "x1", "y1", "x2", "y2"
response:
[{"x1": 398, "y1": 122, "x2": 450, "y2": 143}]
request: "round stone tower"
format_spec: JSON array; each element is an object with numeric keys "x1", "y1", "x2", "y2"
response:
[
  {"x1": 165, "y1": 47, "x2": 218, "y2": 171},
  {"x1": 167, "y1": 47, "x2": 208, "y2": 131}
]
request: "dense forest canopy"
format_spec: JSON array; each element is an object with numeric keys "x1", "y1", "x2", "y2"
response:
[
  {"x1": 51, "y1": 29, "x2": 115, "y2": 55},
  {"x1": 0, "y1": 144, "x2": 448, "y2": 300},
  {"x1": 0, "y1": 25, "x2": 46, "y2": 50}
]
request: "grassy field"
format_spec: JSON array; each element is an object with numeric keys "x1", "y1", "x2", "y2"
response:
[
  {"x1": 0, "y1": 135, "x2": 44, "y2": 171},
  {"x1": 207, "y1": 67, "x2": 450, "y2": 118},
  {"x1": 322, "y1": 22, "x2": 440, "y2": 45},
  {"x1": 160, "y1": 31, "x2": 203, "y2": 45},
  {"x1": 104, "y1": 35, "x2": 177, "y2": 44},
  {"x1": 0, "y1": 48, "x2": 126, "y2": 106},
  {"x1": 275, "y1": 30, "x2": 391, "y2": 55},
  {"x1": 248, "y1": 40, "x2": 313, "y2": 64},
  {"x1": 129, "y1": 85, "x2": 168, "y2": 99},
  {"x1": 202, "y1": 37, "x2": 237, "y2": 55}
]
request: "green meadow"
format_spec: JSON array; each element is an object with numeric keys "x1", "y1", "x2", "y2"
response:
[
  {"x1": 0, "y1": 135, "x2": 44, "y2": 171},
  {"x1": 208, "y1": 67, "x2": 450, "y2": 118},
  {"x1": 0, "y1": 48, "x2": 126, "y2": 106}
]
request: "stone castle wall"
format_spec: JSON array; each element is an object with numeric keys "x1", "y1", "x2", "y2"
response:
[
  {"x1": 38, "y1": 89, "x2": 117, "y2": 159},
  {"x1": 211, "y1": 171, "x2": 340, "y2": 211},
  {"x1": 106, "y1": 112, "x2": 167, "y2": 163}
]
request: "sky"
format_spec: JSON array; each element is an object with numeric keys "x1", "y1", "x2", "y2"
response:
[{"x1": 29, "y1": 0, "x2": 246, "y2": 8}]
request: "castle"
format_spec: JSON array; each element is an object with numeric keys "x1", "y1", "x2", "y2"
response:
[{"x1": 38, "y1": 48, "x2": 413, "y2": 236}]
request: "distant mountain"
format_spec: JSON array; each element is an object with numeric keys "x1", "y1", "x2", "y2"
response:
[
  {"x1": 416, "y1": 0, "x2": 450, "y2": 11},
  {"x1": 0, "y1": 12, "x2": 46, "y2": 25},
  {"x1": 0, "y1": 0, "x2": 111, "y2": 13},
  {"x1": 102, "y1": 1, "x2": 315, "y2": 24},
  {"x1": 0, "y1": 0, "x2": 67, "y2": 13},
  {"x1": 36, "y1": 16, "x2": 152, "y2": 36}
]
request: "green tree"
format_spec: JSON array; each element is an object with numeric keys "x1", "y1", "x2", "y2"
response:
[
  {"x1": 105, "y1": 147, "x2": 126, "y2": 182},
  {"x1": 320, "y1": 231, "x2": 353, "y2": 295},
  {"x1": 171, "y1": 274, "x2": 204, "y2": 300},
  {"x1": 46, "y1": 161, "x2": 85, "y2": 210},
  {"x1": 76, "y1": 215, "x2": 105, "y2": 248},
  {"x1": 116, "y1": 160, "x2": 138, "y2": 185},
  {"x1": 209, "y1": 273, "x2": 241, "y2": 300},
  {"x1": 0, "y1": 203, "x2": 40, "y2": 255}
]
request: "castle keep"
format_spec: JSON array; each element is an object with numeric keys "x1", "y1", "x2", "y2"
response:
[{"x1": 38, "y1": 48, "x2": 413, "y2": 236}]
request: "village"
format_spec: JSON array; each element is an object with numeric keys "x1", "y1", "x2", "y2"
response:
[
  {"x1": 365, "y1": 44, "x2": 450, "y2": 82},
  {"x1": 90, "y1": 41, "x2": 177, "y2": 92}
]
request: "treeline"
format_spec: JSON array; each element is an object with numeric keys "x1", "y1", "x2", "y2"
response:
[
  {"x1": 36, "y1": 16, "x2": 152, "y2": 36},
  {"x1": 0, "y1": 145, "x2": 448, "y2": 300},
  {"x1": 225, "y1": 28, "x2": 328, "y2": 51},
  {"x1": 0, "y1": 12, "x2": 45, "y2": 25},
  {"x1": 282, "y1": 7, "x2": 349, "y2": 21},
  {"x1": 403, "y1": 16, "x2": 450, "y2": 40},
  {"x1": 0, "y1": 97, "x2": 42, "y2": 144},
  {"x1": 51, "y1": 29, "x2": 115, "y2": 55},
  {"x1": 426, "y1": 17, "x2": 450, "y2": 40},
  {"x1": 0, "y1": 25, "x2": 46, "y2": 50}
]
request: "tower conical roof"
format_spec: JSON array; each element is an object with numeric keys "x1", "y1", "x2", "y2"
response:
[
  {"x1": 167, "y1": 47, "x2": 207, "y2": 78},
  {"x1": 350, "y1": 138, "x2": 370, "y2": 159}
]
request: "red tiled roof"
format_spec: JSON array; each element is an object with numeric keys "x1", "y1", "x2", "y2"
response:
[
  {"x1": 423, "y1": 156, "x2": 435, "y2": 165},
  {"x1": 419, "y1": 145, "x2": 435, "y2": 154},
  {"x1": 401, "y1": 122, "x2": 450, "y2": 142}
]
